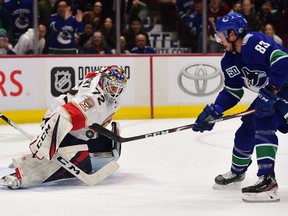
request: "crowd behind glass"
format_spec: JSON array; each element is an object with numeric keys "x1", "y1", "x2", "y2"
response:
[{"x1": 0, "y1": 0, "x2": 286, "y2": 55}]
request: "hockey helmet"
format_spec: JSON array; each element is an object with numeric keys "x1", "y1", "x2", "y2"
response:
[
  {"x1": 215, "y1": 13, "x2": 248, "y2": 43},
  {"x1": 101, "y1": 65, "x2": 127, "y2": 103}
]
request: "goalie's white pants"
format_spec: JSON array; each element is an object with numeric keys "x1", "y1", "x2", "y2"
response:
[{"x1": 12, "y1": 145, "x2": 89, "y2": 188}]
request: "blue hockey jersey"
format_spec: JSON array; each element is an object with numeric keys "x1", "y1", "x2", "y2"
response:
[
  {"x1": 215, "y1": 32, "x2": 288, "y2": 111},
  {"x1": 48, "y1": 13, "x2": 84, "y2": 54},
  {"x1": 4, "y1": 0, "x2": 33, "y2": 44}
]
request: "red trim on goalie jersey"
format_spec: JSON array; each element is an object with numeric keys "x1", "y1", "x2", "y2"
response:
[
  {"x1": 85, "y1": 72, "x2": 98, "y2": 79},
  {"x1": 63, "y1": 102, "x2": 86, "y2": 130}
]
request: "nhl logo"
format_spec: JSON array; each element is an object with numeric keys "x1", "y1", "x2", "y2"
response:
[
  {"x1": 51, "y1": 67, "x2": 75, "y2": 97},
  {"x1": 54, "y1": 70, "x2": 72, "y2": 93}
]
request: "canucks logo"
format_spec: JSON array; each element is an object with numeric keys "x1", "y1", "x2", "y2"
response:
[
  {"x1": 15, "y1": 14, "x2": 29, "y2": 29},
  {"x1": 242, "y1": 67, "x2": 269, "y2": 92},
  {"x1": 57, "y1": 30, "x2": 72, "y2": 45}
]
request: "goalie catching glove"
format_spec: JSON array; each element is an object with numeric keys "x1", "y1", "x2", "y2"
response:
[{"x1": 193, "y1": 104, "x2": 223, "y2": 133}]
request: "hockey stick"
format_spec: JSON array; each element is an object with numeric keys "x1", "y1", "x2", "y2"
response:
[
  {"x1": 0, "y1": 113, "x2": 119, "y2": 186},
  {"x1": 92, "y1": 109, "x2": 256, "y2": 143},
  {"x1": 0, "y1": 113, "x2": 34, "y2": 140}
]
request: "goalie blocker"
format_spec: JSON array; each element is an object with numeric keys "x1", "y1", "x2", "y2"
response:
[{"x1": 0, "y1": 121, "x2": 122, "y2": 189}]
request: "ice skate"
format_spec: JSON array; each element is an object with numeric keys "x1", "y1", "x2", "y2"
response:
[
  {"x1": 242, "y1": 174, "x2": 279, "y2": 202},
  {"x1": 213, "y1": 171, "x2": 245, "y2": 189},
  {"x1": 0, "y1": 174, "x2": 22, "y2": 189}
]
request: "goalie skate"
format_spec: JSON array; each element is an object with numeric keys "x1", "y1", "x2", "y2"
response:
[
  {"x1": 213, "y1": 171, "x2": 245, "y2": 189},
  {"x1": 0, "y1": 174, "x2": 22, "y2": 189},
  {"x1": 242, "y1": 174, "x2": 279, "y2": 202}
]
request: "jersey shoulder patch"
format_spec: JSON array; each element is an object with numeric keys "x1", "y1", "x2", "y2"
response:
[
  {"x1": 242, "y1": 33, "x2": 254, "y2": 46},
  {"x1": 225, "y1": 66, "x2": 241, "y2": 78}
]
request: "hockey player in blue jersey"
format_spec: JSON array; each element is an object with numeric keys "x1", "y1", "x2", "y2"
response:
[{"x1": 192, "y1": 12, "x2": 288, "y2": 202}]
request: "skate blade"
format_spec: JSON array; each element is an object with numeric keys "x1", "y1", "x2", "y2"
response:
[
  {"x1": 242, "y1": 190, "x2": 280, "y2": 203},
  {"x1": 213, "y1": 181, "x2": 242, "y2": 190}
]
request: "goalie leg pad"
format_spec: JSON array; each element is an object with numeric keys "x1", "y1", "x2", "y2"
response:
[
  {"x1": 30, "y1": 112, "x2": 73, "y2": 160},
  {"x1": 8, "y1": 145, "x2": 89, "y2": 188}
]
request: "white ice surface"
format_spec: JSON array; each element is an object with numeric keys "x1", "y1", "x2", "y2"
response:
[{"x1": 1, "y1": 118, "x2": 288, "y2": 216}]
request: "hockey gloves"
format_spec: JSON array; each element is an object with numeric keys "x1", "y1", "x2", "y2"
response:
[
  {"x1": 255, "y1": 86, "x2": 278, "y2": 118},
  {"x1": 193, "y1": 104, "x2": 223, "y2": 133}
]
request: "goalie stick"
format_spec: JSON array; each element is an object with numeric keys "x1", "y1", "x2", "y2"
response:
[
  {"x1": 92, "y1": 109, "x2": 256, "y2": 143},
  {"x1": 0, "y1": 113, "x2": 119, "y2": 186},
  {"x1": 0, "y1": 113, "x2": 34, "y2": 140}
]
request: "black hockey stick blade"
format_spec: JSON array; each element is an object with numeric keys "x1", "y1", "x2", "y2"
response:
[{"x1": 92, "y1": 109, "x2": 255, "y2": 143}]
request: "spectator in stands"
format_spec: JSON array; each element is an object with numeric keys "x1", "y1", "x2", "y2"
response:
[
  {"x1": 263, "y1": 23, "x2": 283, "y2": 45},
  {"x1": 0, "y1": 0, "x2": 13, "y2": 42},
  {"x1": 276, "y1": 0, "x2": 288, "y2": 48},
  {"x1": 100, "y1": 0, "x2": 128, "y2": 33},
  {"x1": 240, "y1": 0, "x2": 261, "y2": 31},
  {"x1": 188, "y1": 0, "x2": 203, "y2": 53},
  {"x1": 38, "y1": 0, "x2": 56, "y2": 27},
  {"x1": 77, "y1": 21, "x2": 94, "y2": 53},
  {"x1": 100, "y1": 0, "x2": 115, "y2": 21},
  {"x1": 12, "y1": 24, "x2": 47, "y2": 55},
  {"x1": 207, "y1": 0, "x2": 231, "y2": 53},
  {"x1": 74, "y1": 32, "x2": 80, "y2": 53},
  {"x1": 71, "y1": 0, "x2": 94, "y2": 14},
  {"x1": 39, "y1": 0, "x2": 55, "y2": 54},
  {"x1": 176, "y1": 0, "x2": 194, "y2": 51},
  {"x1": 130, "y1": 0, "x2": 148, "y2": 22},
  {"x1": 47, "y1": 0, "x2": 84, "y2": 54},
  {"x1": 82, "y1": 31, "x2": 112, "y2": 54},
  {"x1": 176, "y1": 0, "x2": 194, "y2": 23},
  {"x1": 101, "y1": 17, "x2": 116, "y2": 49},
  {"x1": 4, "y1": 0, "x2": 33, "y2": 46},
  {"x1": 158, "y1": 0, "x2": 177, "y2": 32},
  {"x1": 230, "y1": 1, "x2": 241, "y2": 13},
  {"x1": 111, "y1": 36, "x2": 131, "y2": 54},
  {"x1": 122, "y1": 16, "x2": 150, "y2": 51},
  {"x1": 254, "y1": 0, "x2": 280, "y2": 14},
  {"x1": 82, "y1": 0, "x2": 103, "y2": 31},
  {"x1": 0, "y1": 28, "x2": 13, "y2": 55},
  {"x1": 130, "y1": 33, "x2": 156, "y2": 54},
  {"x1": 257, "y1": 0, "x2": 280, "y2": 32}
]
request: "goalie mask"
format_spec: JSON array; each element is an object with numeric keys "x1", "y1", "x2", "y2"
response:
[{"x1": 101, "y1": 65, "x2": 127, "y2": 104}]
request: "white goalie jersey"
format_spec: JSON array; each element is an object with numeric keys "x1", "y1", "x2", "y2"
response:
[{"x1": 43, "y1": 71, "x2": 124, "y2": 141}]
